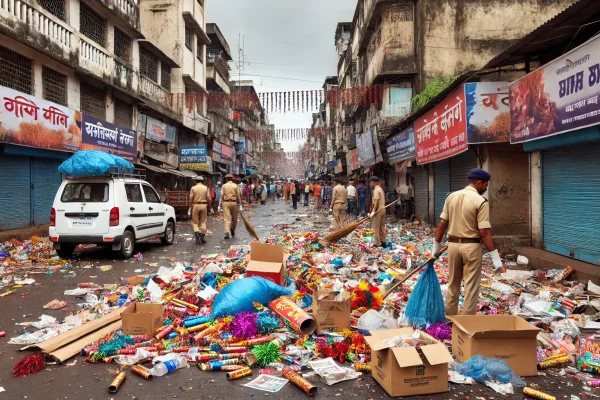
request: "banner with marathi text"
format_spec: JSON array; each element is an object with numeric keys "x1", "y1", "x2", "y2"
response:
[
  {"x1": 465, "y1": 82, "x2": 510, "y2": 144},
  {"x1": 0, "y1": 87, "x2": 80, "y2": 152},
  {"x1": 81, "y1": 115, "x2": 137, "y2": 161},
  {"x1": 180, "y1": 146, "x2": 210, "y2": 172}
]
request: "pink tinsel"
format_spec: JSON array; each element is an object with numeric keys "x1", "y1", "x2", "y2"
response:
[
  {"x1": 426, "y1": 322, "x2": 452, "y2": 341},
  {"x1": 230, "y1": 311, "x2": 258, "y2": 339}
]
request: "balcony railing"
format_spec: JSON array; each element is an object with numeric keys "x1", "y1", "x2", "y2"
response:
[
  {"x1": 79, "y1": 36, "x2": 112, "y2": 75},
  {"x1": 97, "y1": 0, "x2": 140, "y2": 32},
  {"x1": 140, "y1": 75, "x2": 181, "y2": 116}
]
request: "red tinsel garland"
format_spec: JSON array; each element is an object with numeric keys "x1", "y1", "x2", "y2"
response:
[{"x1": 13, "y1": 353, "x2": 46, "y2": 377}]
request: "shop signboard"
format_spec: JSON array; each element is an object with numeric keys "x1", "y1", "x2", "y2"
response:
[
  {"x1": 0, "y1": 87, "x2": 80, "y2": 152},
  {"x1": 221, "y1": 144, "x2": 233, "y2": 161},
  {"x1": 465, "y1": 82, "x2": 510, "y2": 143},
  {"x1": 357, "y1": 129, "x2": 376, "y2": 167},
  {"x1": 414, "y1": 87, "x2": 468, "y2": 164},
  {"x1": 509, "y1": 35, "x2": 600, "y2": 143},
  {"x1": 144, "y1": 115, "x2": 176, "y2": 143},
  {"x1": 81, "y1": 115, "x2": 137, "y2": 160},
  {"x1": 213, "y1": 141, "x2": 222, "y2": 154},
  {"x1": 351, "y1": 148, "x2": 359, "y2": 170},
  {"x1": 387, "y1": 126, "x2": 416, "y2": 164}
]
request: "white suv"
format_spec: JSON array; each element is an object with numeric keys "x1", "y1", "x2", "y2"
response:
[{"x1": 49, "y1": 176, "x2": 176, "y2": 259}]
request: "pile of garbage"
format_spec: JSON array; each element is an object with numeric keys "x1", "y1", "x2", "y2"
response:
[{"x1": 4, "y1": 219, "x2": 600, "y2": 398}]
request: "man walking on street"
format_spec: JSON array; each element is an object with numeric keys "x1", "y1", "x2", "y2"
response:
[
  {"x1": 346, "y1": 180, "x2": 357, "y2": 216},
  {"x1": 357, "y1": 180, "x2": 367, "y2": 216},
  {"x1": 369, "y1": 176, "x2": 386, "y2": 247},
  {"x1": 189, "y1": 176, "x2": 211, "y2": 244},
  {"x1": 291, "y1": 180, "x2": 298, "y2": 210},
  {"x1": 219, "y1": 174, "x2": 243, "y2": 240},
  {"x1": 304, "y1": 181, "x2": 310, "y2": 206},
  {"x1": 323, "y1": 181, "x2": 333, "y2": 210},
  {"x1": 313, "y1": 181, "x2": 322, "y2": 210},
  {"x1": 432, "y1": 168, "x2": 502, "y2": 316},
  {"x1": 331, "y1": 178, "x2": 348, "y2": 230}
]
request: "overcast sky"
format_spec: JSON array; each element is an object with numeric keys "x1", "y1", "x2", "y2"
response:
[{"x1": 207, "y1": 0, "x2": 355, "y2": 150}]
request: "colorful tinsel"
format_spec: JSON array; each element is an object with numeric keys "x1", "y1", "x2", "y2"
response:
[
  {"x1": 230, "y1": 312, "x2": 259, "y2": 339},
  {"x1": 251, "y1": 342, "x2": 281, "y2": 367},
  {"x1": 425, "y1": 322, "x2": 452, "y2": 341},
  {"x1": 13, "y1": 353, "x2": 46, "y2": 377},
  {"x1": 350, "y1": 281, "x2": 383, "y2": 310}
]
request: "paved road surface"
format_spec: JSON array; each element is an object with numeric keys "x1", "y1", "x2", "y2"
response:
[{"x1": 0, "y1": 199, "x2": 580, "y2": 399}]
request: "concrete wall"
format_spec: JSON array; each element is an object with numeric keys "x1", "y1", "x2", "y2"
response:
[
  {"x1": 140, "y1": 1, "x2": 182, "y2": 69},
  {"x1": 487, "y1": 143, "x2": 530, "y2": 236},
  {"x1": 530, "y1": 151, "x2": 542, "y2": 248},
  {"x1": 414, "y1": 0, "x2": 578, "y2": 91}
]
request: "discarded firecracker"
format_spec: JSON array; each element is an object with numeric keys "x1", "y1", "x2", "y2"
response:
[
  {"x1": 108, "y1": 372, "x2": 126, "y2": 393},
  {"x1": 523, "y1": 387, "x2": 556, "y2": 400},
  {"x1": 282, "y1": 367, "x2": 317, "y2": 395},
  {"x1": 226, "y1": 367, "x2": 253, "y2": 380},
  {"x1": 354, "y1": 363, "x2": 371, "y2": 373},
  {"x1": 538, "y1": 354, "x2": 570, "y2": 369},
  {"x1": 131, "y1": 365, "x2": 153, "y2": 380},
  {"x1": 155, "y1": 325, "x2": 175, "y2": 340}
]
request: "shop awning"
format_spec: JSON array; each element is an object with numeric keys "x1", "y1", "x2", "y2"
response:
[
  {"x1": 138, "y1": 164, "x2": 184, "y2": 178},
  {"x1": 177, "y1": 170, "x2": 199, "y2": 178}
]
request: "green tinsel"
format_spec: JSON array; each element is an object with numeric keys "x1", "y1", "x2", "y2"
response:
[{"x1": 250, "y1": 342, "x2": 281, "y2": 367}]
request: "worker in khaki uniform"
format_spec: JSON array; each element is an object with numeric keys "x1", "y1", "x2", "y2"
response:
[
  {"x1": 369, "y1": 176, "x2": 386, "y2": 247},
  {"x1": 189, "y1": 176, "x2": 211, "y2": 244},
  {"x1": 330, "y1": 178, "x2": 348, "y2": 230},
  {"x1": 219, "y1": 174, "x2": 243, "y2": 240},
  {"x1": 433, "y1": 168, "x2": 503, "y2": 316}
]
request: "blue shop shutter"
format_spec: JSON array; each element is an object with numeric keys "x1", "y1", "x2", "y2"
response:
[
  {"x1": 32, "y1": 158, "x2": 64, "y2": 225},
  {"x1": 0, "y1": 155, "x2": 32, "y2": 230},
  {"x1": 413, "y1": 165, "x2": 429, "y2": 222},
  {"x1": 450, "y1": 148, "x2": 477, "y2": 192},
  {"x1": 434, "y1": 159, "x2": 450, "y2": 225},
  {"x1": 542, "y1": 141, "x2": 600, "y2": 265}
]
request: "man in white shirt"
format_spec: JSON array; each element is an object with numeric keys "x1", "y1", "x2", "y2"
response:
[{"x1": 346, "y1": 182, "x2": 357, "y2": 216}]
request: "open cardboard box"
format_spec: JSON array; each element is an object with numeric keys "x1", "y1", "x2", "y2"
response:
[
  {"x1": 246, "y1": 242, "x2": 286, "y2": 285},
  {"x1": 448, "y1": 315, "x2": 540, "y2": 376},
  {"x1": 121, "y1": 303, "x2": 164, "y2": 336},
  {"x1": 364, "y1": 328, "x2": 453, "y2": 397},
  {"x1": 312, "y1": 289, "x2": 351, "y2": 333}
]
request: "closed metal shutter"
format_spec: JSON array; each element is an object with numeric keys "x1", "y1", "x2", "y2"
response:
[
  {"x1": 542, "y1": 141, "x2": 600, "y2": 264},
  {"x1": 450, "y1": 148, "x2": 477, "y2": 191},
  {"x1": 32, "y1": 158, "x2": 63, "y2": 225},
  {"x1": 434, "y1": 159, "x2": 450, "y2": 225},
  {"x1": 0, "y1": 155, "x2": 31, "y2": 230},
  {"x1": 413, "y1": 165, "x2": 428, "y2": 222}
]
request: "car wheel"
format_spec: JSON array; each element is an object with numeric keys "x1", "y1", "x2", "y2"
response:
[
  {"x1": 118, "y1": 230, "x2": 135, "y2": 259},
  {"x1": 55, "y1": 244, "x2": 76, "y2": 259},
  {"x1": 161, "y1": 221, "x2": 175, "y2": 245}
]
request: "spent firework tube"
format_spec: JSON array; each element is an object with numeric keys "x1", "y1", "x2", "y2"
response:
[
  {"x1": 155, "y1": 325, "x2": 175, "y2": 340},
  {"x1": 118, "y1": 348, "x2": 137, "y2": 355},
  {"x1": 108, "y1": 372, "x2": 126, "y2": 393},
  {"x1": 131, "y1": 365, "x2": 153, "y2": 380},
  {"x1": 187, "y1": 323, "x2": 210, "y2": 333},
  {"x1": 196, "y1": 353, "x2": 219, "y2": 362},
  {"x1": 271, "y1": 337, "x2": 286, "y2": 349},
  {"x1": 170, "y1": 298, "x2": 199, "y2": 311},
  {"x1": 538, "y1": 355, "x2": 570, "y2": 369},
  {"x1": 183, "y1": 315, "x2": 212, "y2": 328},
  {"x1": 173, "y1": 346, "x2": 194, "y2": 353},
  {"x1": 226, "y1": 367, "x2": 253, "y2": 380},
  {"x1": 219, "y1": 353, "x2": 246, "y2": 361},
  {"x1": 282, "y1": 367, "x2": 317, "y2": 396},
  {"x1": 523, "y1": 387, "x2": 556, "y2": 400},
  {"x1": 230, "y1": 336, "x2": 274, "y2": 347},
  {"x1": 213, "y1": 358, "x2": 240, "y2": 366},
  {"x1": 354, "y1": 363, "x2": 372, "y2": 373},
  {"x1": 220, "y1": 347, "x2": 249, "y2": 354},
  {"x1": 194, "y1": 325, "x2": 219, "y2": 341},
  {"x1": 269, "y1": 296, "x2": 317, "y2": 336}
]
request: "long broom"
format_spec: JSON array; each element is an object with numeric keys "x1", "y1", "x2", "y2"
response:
[
  {"x1": 324, "y1": 198, "x2": 400, "y2": 244},
  {"x1": 239, "y1": 211, "x2": 260, "y2": 241}
]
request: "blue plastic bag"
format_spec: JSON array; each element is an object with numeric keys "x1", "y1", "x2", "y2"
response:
[
  {"x1": 454, "y1": 355, "x2": 526, "y2": 386},
  {"x1": 59, "y1": 150, "x2": 134, "y2": 177},
  {"x1": 211, "y1": 277, "x2": 292, "y2": 317},
  {"x1": 404, "y1": 261, "x2": 445, "y2": 326}
]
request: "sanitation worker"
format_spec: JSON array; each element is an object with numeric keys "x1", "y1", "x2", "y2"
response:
[
  {"x1": 330, "y1": 178, "x2": 348, "y2": 230},
  {"x1": 432, "y1": 168, "x2": 503, "y2": 316},
  {"x1": 189, "y1": 176, "x2": 211, "y2": 244},
  {"x1": 219, "y1": 174, "x2": 243, "y2": 240},
  {"x1": 368, "y1": 176, "x2": 386, "y2": 247}
]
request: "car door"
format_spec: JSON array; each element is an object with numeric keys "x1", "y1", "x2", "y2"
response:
[
  {"x1": 124, "y1": 183, "x2": 148, "y2": 237},
  {"x1": 141, "y1": 184, "x2": 166, "y2": 235}
]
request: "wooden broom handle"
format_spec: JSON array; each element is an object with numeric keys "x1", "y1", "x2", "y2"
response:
[
  {"x1": 383, "y1": 245, "x2": 448, "y2": 299},
  {"x1": 349, "y1": 199, "x2": 400, "y2": 227}
]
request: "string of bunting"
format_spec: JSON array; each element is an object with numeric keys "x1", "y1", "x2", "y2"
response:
[
  {"x1": 241, "y1": 128, "x2": 330, "y2": 143},
  {"x1": 256, "y1": 151, "x2": 305, "y2": 178}
]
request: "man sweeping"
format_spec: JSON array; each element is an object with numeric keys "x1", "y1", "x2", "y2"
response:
[
  {"x1": 189, "y1": 176, "x2": 211, "y2": 244},
  {"x1": 432, "y1": 168, "x2": 502, "y2": 316},
  {"x1": 219, "y1": 174, "x2": 243, "y2": 240},
  {"x1": 330, "y1": 178, "x2": 347, "y2": 230},
  {"x1": 369, "y1": 176, "x2": 386, "y2": 247}
]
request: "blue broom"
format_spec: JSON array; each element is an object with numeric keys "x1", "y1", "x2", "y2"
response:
[{"x1": 383, "y1": 246, "x2": 448, "y2": 327}]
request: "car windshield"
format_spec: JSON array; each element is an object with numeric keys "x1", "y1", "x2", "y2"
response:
[{"x1": 61, "y1": 183, "x2": 109, "y2": 202}]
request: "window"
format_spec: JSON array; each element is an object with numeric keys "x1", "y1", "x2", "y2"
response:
[
  {"x1": 80, "y1": 82, "x2": 105, "y2": 119},
  {"x1": 114, "y1": 28, "x2": 132, "y2": 62},
  {"x1": 139, "y1": 47, "x2": 158, "y2": 82},
  {"x1": 125, "y1": 184, "x2": 143, "y2": 202},
  {"x1": 185, "y1": 25, "x2": 192, "y2": 50},
  {"x1": 42, "y1": 66, "x2": 67, "y2": 106},
  {"x1": 38, "y1": 0, "x2": 66, "y2": 21},
  {"x1": 161, "y1": 63, "x2": 171, "y2": 91},
  {"x1": 0, "y1": 46, "x2": 32, "y2": 94},
  {"x1": 142, "y1": 185, "x2": 160, "y2": 203},
  {"x1": 80, "y1": 2, "x2": 107, "y2": 47},
  {"x1": 61, "y1": 183, "x2": 109, "y2": 202},
  {"x1": 114, "y1": 98, "x2": 132, "y2": 128},
  {"x1": 196, "y1": 39, "x2": 203, "y2": 62}
]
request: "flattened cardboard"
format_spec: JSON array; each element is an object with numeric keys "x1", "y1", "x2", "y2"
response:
[
  {"x1": 246, "y1": 242, "x2": 286, "y2": 285},
  {"x1": 49, "y1": 320, "x2": 122, "y2": 362},
  {"x1": 448, "y1": 315, "x2": 540, "y2": 376},
  {"x1": 121, "y1": 303, "x2": 164, "y2": 336},
  {"x1": 312, "y1": 289, "x2": 351, "y2": 333},
  {"x1": 365, "y1": 328, "x2": 451, "y2": 397}
]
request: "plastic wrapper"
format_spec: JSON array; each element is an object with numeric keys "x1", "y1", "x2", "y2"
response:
[
  {"x1": 307, "y1": 358, "x2": 361, "y2": 385},
  {"x1": 58, "y1": 150, "x2": 133, "y2": 177},
  {"x1": 357, "y1": 309, "x2": 398, "y2": 332},
  {"x1": 453, "y1": 355, "x2": 526, "y2": 387},
  {"x1": 212, "y1": 277, "x2": 292, "y2": 317}
]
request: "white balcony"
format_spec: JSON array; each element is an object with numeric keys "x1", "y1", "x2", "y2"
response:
[{"x1": 139, "y1": 75, "x2": 181, "y2": 118}]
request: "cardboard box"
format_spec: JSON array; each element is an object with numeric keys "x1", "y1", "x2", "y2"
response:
[
  {"x1": 121, "y1": 303, "x2": 164, "y2": 336},
  {"x1": 448, "y1": 315, "x2": 540, "y2": 376},
  {"x1": 312, "y1": 289, "x2": 351, "y2": 333},
  {"x1": 364, "y1": 328, "x2": 453, "y2": 397},
  {"x1": 246, "y1": 242, "x2": 286, "y2": 285}
]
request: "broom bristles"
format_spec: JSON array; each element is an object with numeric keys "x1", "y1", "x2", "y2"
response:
[
  {"x1": 324, "y1": 218, "x2": 367, "y2": 243},
  {"x1": 239, "y1": 211, "x2": 260, "y2": 241}
]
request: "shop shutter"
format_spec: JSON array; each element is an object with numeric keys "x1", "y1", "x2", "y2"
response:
[
  {"x1": 434, "y1": 159, "x2": 450, "y2": 225},
  {"x1": 413, "y1": 165, "x2": 428, "y2": 222},
  {"x1": 0, "y1": 155, "x2": 32, "y2": 230},
  {"x1": 31, "y1": 158, "x2": 63, "y2": 225},
  {"x1": 542, "y1": 141, "x2": 600, "y2": 264},
  {"x1": 450, "y1": 149, "x2": 477, "y2": 191}
]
